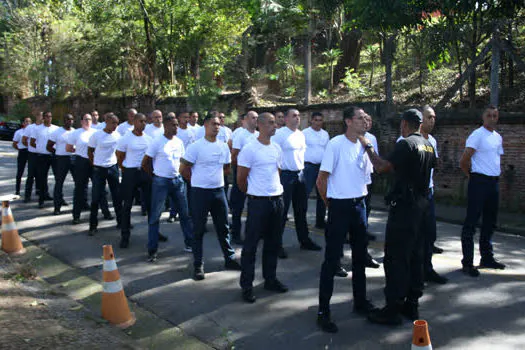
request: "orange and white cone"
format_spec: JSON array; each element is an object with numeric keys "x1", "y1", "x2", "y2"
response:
[
  {"x1": 412, "y1": 320, "x2": 432, "y2": 349},
  {"x1": 101, "y1": 245, "x2": 135, "y2": 328},
  {"x1": 1, "y1": 196, "x2": 26, "y2": 255}
]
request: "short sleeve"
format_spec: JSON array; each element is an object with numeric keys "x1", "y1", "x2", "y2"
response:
[
  {"x1": 66, "y1": 130, "x2": 76, "y2": 145},
  {"x1": 237, "y1": 145, "x2": 252, "y2": 168},
  {"x1": 13, "y1": 130, "x2": 21, "y2": 142},
  {"x1": 87, "y1": 131, "x2": 98, "y2": 148},
  {"x1": 275, "y1": 143, "x2": 283, "y2": 169},
  {"x1": 498, "y1": 135, "x2": 504, "y2": 155},
  {"x1": 116, "y1": 134, "x2": 128, "y2": 152},
  {"x1": 232, "y1": 132, "x2": 243, "y2": 150},
  {"x1": 465, "y1": 131, "x2": 480, "y2": 150},
  {"x1": 387, "y1": 139, "x2": 410, "y2": 171},
  {"x1": 222, "y1": 143, "x2": 231, "y2": 164},
  {"x1": 49, "y1": 129, "x2": 59, "y2": 143},
  {"x1": 183, "y1": 142, "x2": 197, "y2": 164},
  {"x1": 320, "y1": 141, "x2": 335, "y2": 174},
  {"x1": 145, "y1": 139, "x2": 158, "y2": 158}
]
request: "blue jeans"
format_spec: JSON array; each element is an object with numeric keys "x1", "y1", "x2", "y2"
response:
[
  {"x1": 461, "y1": 174, "x2": 499, "y2": 266},
  {"x1": 229, "y1": 165, "x2": 246, "y2": 240},
  {"x1": 148, "y1": 175, "x2": 193, "y2": 253},
  {"x1": 303, "y1": 162, "x2": 326, "y2": 226},
  {"x1": 240, "y1": 196, "x2": 283, "y2": 290},
  {"x1": 280, "y1": 170, "x2": 310, "y2": 245},
  {"x1": 89, "y1": 164, "x2": 122, "y2": 229},
  {"x1": 191, "y1": 187, "x2": 235, "y2": 267},
  {"x1": 54, "y1": 155, "x2": 75, "y2": 211},
  {"x1": 318, "y1": 197, "x2": 368, "y2": 313}
]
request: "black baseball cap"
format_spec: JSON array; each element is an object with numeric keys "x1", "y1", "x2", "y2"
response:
[{"x1": 401, "y1": 109, "x2": 423, "y2": 123}]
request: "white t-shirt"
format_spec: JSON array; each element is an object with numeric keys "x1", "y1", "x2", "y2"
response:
[
  {"x1": 238, "y1": 140, "x2": 283, "y2": 196},
  {"x1": 35, "y1": 124, "x2": 59, "y2": 155},
  {"x1": 145, "y1": 135, "x2": 184, "y2": 178},
  {"x1": 194, "y1": 125, "x2": 232, "y2": 144},
  {"x1": 303, "y1": 127, "x2": 329, "y2": 164},
  {"x1": 176, "y1": 127, "x2": 195, "y2": 149},
  {"x1": 24, "y1": 124, "x2": 38, "y2": 152},
  {"x1": 320, "y1": 135, "x2": 369, "y2": 199},
  {"x1": 13, "y1": 128, "x2": 27, "y2": 150},
  {"x1": 271, "y1": 126, "x2": 306, "y2": 171},
  {"x1": 116, "y1": 122, "x2": 134, "y2": 136},
  {"x1": 144, "y1": 124, "x2": 164, "y2": 139},
  {"x1": 184, "y1": 138, "x2": 231, "y2": 188},
  {"x1": 49, "y1": 127, "x2": 75, "y2": 156},
  {"x1": 466, "y1": 126, "x2": 504, "y2": 177},
  {"x1": 364, "y1": 132, "x2": 379, "y2": 185},
  {"x1": 231, "y1": 126, "x2": 244, "y2": 139},
  {"x1": 232, "y1": 128, "x2": 259, "y2": 150},
  {"x1": 67, "y1": 128, "x2": 96, "y2": 159},
  {"x1": 88, "y1": 130, "x2": 121, "y2": 167},
  {"x1": 93, "y1": 122, "x2": 105, "y2": 130},
  {"x1": 117, "y1": 132, "x2": 152, "y2": 168}
]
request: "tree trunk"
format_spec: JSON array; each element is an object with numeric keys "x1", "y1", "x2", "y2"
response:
[
  {"x1": 240, "y1": 30, "x2": 251, "y2": 97},
  {"x1": 468, "y1": 11, "x2": 478, "y2": 108},
  {"x1": 490, "y1": 39, "x2": 500, "y2": 107},
  {"x1": 304, "y1": 35, "x2": 312, "y2": 105},
  {"x1": 333, "y1": 28, "x2": 362, "y2": 84},
  {"x1": 383, "y1": 34, "x2": 396, "y2": 105}
]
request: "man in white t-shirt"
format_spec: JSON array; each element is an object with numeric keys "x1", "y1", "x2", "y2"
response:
[
  {"x1": 271, "y1": 109, "x2": 321, "y2": 258},
  {"x1": 87, "y1": 113, "x2": 122, "y2": 235},
  {"x1": 144, "y1": 109, "x2": 164, "y2": 139},
  {"x1": 67, "y1": 114, "x2": 112, "y2": 224},
  {"x1": 180, "y1": 113, "x2": 241, "y2": 280},
  {"x1": 12, "y1": 116, "x2": 32, "y2": 195},
  {"x1": 237, "y1": 112, "x2": 288, "y2": 303},
  {"x1": 303, "y1": 112, "x2": 330, "y2": 230},
  {"x1": 315, "y1": 106, "x2": 375, "y2": 333},
  {"x1": 31, "y1": 111, "x2": 59, "y2": 208},
  {"x1": 93, "y1": 112, "x2": 108, "y2": 130},
  {"x1": 142, "y1": 114, "x2": 194, "y2": 261},
  {"x1": 275, "y1": 110, "x2": 285, "y2": 128},
  {"x1": 47, "y1": 114, "x2": 75, "y2": 215},
  {"x1": 230, "y1": 111, "x2": 259, "y2": 245},
  {"x1": 459, "y1": 105, "x2": 505, "y2": 277},
  {"x1": 22, "y1": 112, "x2": 43, "y2": 201},
  {"x1": 116, "y1": 113, "x2": 153, "y2": 248},
  {"x1": 116, "y1": 108, "x2": 136, "y2": 136},
  {"x1": 175, "y1": 111, "x2": 195, "y2": 149},
  {"x1": 91, "y1": 110, "x2": 101, "y2": 128},
  {"x1": 188, "y1": 111, "x2": 200, "y2": 130}
]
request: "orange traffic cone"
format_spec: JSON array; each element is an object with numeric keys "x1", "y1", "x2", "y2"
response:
[
  {"x1": 101, "y1": 245, "x2": 135, "y2": 328},
  {"x1": 412, "y1": 320, "x2": 432, "y2": 349},
  {"x1": 1, "y1": 196, "x2": 26, "y2": 255}
]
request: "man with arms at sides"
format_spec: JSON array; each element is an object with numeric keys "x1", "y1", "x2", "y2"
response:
[
  {"x1": 180, "y1": 113, "x2": 241, "y2": 280},
  {"x1": 316, "y1": 107, "x2": 376, "y2": 333},
  {"x1": 459, "y1": 105, "x2": 506, "y2": 277},
  {"x1": 47, "y1": 114, "x2": 75, "y2": 215},
  {"x1": 144, "y1": 110, "x2": 164, "y2": 139},
  {"x1": 22, "y1": 112, "x2": 43, "y2": 202},
  {"x1": 237, "y1": 112, "x2": 288, "y2": 303},
  {"x1": 116, "y1": 108, "x2": 136, "y2": 136},
  {"x1": 142, "y1": 114, "x2": 193, "y2": 261},
  {"x1": 272, "y1": 109, "x2": 322, "y2": 258},
  {"x1": 230, "y1": 111, "x2": 259, "y2": 245},
  {"x1": 116, "y1": 113, "x2": 153, "y2": 248},
  {"x1": 12, "y1": 116, "x2": 32, "y2": 196},
  {"x1": 93, "y1": 112, "x2": 108, "y2": 130},
  {"x1": 361, "y1": 109, "x2": 436, "y2": 325},
  {"x1": 32, "y1": 111, "x2": 58, "y2": 208},
  {"x1": 87, "y1": 113, "x2": 122, "y2": 235},
  {"x1": 91, "y1": 110, "x2": 101, "y2": 128},
  {"x1": 274, "y1": 111, "x2": 285, "y2": 128},
  {"x1": 188, "y1": 111, "x2": 200, "y2": 131}
]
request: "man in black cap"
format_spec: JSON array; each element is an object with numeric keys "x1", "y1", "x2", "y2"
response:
[{"x1": 358, "y1": 108, "x2": 436, "y2": 325}]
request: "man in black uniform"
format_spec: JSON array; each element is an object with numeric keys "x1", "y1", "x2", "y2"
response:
[{"x1": 358, "y1": 109, "x2": 436, "y2": 325}]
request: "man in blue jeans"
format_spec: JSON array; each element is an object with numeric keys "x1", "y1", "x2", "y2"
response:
[
  {"x1": 180, "y1": 113, "x2": 241, "y2": 281},
  {"x1": 142, "y1": 114, "x2": 193, "y2": 262},
  {"x1": 459, "y1": 105, "x2": 505, "y2": 277}
]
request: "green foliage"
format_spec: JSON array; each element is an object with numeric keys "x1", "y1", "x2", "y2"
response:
[
  {"x1": 10, "y1": 101, "x2": 32, "y2": 120},
  {"x1": 341, "y1": 68, "x2": 370, "y2": 97}
]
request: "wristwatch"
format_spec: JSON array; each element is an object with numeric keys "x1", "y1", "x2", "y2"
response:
[{"x1": 365, "y1": 143, "x2": 374, "y2": 150}]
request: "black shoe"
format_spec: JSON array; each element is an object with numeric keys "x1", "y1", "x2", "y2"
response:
[
  {"x1": 300, "y1": 240, "x2": 322, "y2": 251},
  {"x1": 23, "y1": 197, "x2": 31, "y2": 203},
  {"x1": 158, "y1": 233, "x2": 168, "y2": 242},
  {"x1": 44, "y1": 194, "x2": 53, "y2": 201},
  {"x1": 462, "y1": 265, "x2": 480, "y2": 277},
  {"x1": 15, "y1": 191, "x2": 20, "y2": 196},
  {"x1": 224, "y1": 259, "x2": 242, "y2": 271},
  {"x1": 231, "y1": 236, "x2": 244, "y2": 245},
  {"x1": 365, "y1": 255, "x2": 380, "y2": 269},
  {"x1": 72, "y1": 218, "x2": 80, "y2": 225},
  {"x1": 353, "y1": 299, "x2": 377, "y2": 316},
  {"x1": 367, "y1": 233, "x2": 376, "y2": 241},
  {"x1": 432, "y1": 245, "x2": 444, "y2": 254},
  {"x1": 401, "y1": 301, "x2": 419, "y2": 321},
  {"x1": 53, "y1": 209, "x2": 61, "y2": 215},
  {"x1": 167, "y1": 215, "x2": 175, "y2": 223},
  {"x1": 479, "y1": 258, "x2": 506, "y2": 270},
  {"x1": 314, "y1": 222, "x2": 326, "y2": 229},
  {"x1": 88, "y1": 228, "x2": 98, "y2": 236},
  {"x1": 194, "y1": 265, "x2": 205, "y2": 280},
  {"x1": 264, "y1": 279, "x2": 288, "y2": 293},
  {"x1": 148, "y1": 251, "x2": 158, "y2": 262},
  {"x1": 367, "y1": 306, "x2": 403, "y2": 326},
  {"x1": 335, "y1": 266, "x2": 348, "y2": 278},
  {"x1": 242, "y1": 289, "x2": 256, "y2": 303},
  {"x1": 119, "y1": 237, "x2": 129, "y2": 248},
  {"x1": 425, "y1": 269, "x2": 448, "y2": 284},
  {"x1": 278, "y1": 247, "x2": 288, "y2": 259},
  {"x1": 61, "y1": 200, "x2": 69, "y2": 206},
  {"x1": 317, "y1": 312, "x2": 338, "y2": 333},
  {"x1": 104, "y1": 214, "x2": 114, "y2": 220},
  {"x1": 38, "y1": 202, "x2": 45, "y2": 209}
]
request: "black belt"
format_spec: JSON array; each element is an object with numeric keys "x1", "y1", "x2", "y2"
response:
[
  {"x1": 330, "y1": 196, "x2": 365, "y2": 204},
  {"x1": 305, "y1": 162, "x2": 320, "y2": 166},
  {"x1": 281, "y1": 169, "x2": 301, "y2": 174},
  {"x1": 247, "y1": 194, "x2": 282, "y2": 200},
  {"x1": 471, "y1": 172, "x2": 499, "y2": 181}
]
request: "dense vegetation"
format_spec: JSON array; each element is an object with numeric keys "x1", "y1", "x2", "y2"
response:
[{"x1": 1, "y1": 0, "x2": 524, "y2": 112}]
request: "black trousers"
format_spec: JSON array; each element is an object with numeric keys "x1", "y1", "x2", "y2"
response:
[
  {"x1": 37, "y1": 154, "x2": 55, "y2": 205},
  {"x1": 24, "y1": 152, "x2": 38, "y2": 199},
  {"x1": 72, "y1": 157, "x2": 110, "y2": 220},
  {"x1": 16, "y1": 149, "x2": 28, "y2": 194},
  {"x1": 120, "y1": 167, "x2": 151, "y2": 238},
  {"x1": 90, "y1": 164, "x2": 122, "y2": 229},
  {"x1": 383, "y1": 196, "x2": 428, "y2": 308},
  {"x1": 54, "y1": 155, "x2": 75, "y2": 211}
]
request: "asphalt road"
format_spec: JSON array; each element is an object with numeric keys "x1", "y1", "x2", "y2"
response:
[{"x1": 1, "y1": 141, "x2": 524, "y2": 350}]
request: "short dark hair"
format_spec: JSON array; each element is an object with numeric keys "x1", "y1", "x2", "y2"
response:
[
  {"x1": 164, "y1": 114, "x2": 176, "y2": 124},
  {"x1": 342, "y1": 106, "x2": 361, "y2": 131},
  {"x1": 203, "y1": 112, "x2": 218, "y2": 123},
  {"x1": 311, "y1": 112, "x2": 323, "y2": 119},
  {"x1": 64, "y1": 113, "x2": 74, "y2": 120},
  {"x1": 43, "y1": 111, "x2": 52, "y2": 117},
  {"x1": 135, "y1": 113, "x2": 146, "y2": 120}
]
